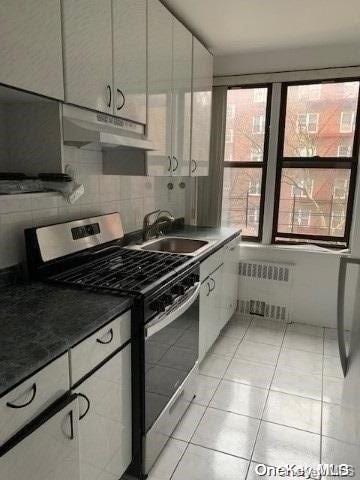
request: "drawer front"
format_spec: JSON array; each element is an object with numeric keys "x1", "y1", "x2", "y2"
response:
[
  {"x1": 200, "y1": 247, "x2": 224, "y2": 282},
  {"x1": 70, "y1": 311, "x2": 131, "y2": 385},
  {"x1": 0, "y1": 353, "x2": 69, "y2": 445}
]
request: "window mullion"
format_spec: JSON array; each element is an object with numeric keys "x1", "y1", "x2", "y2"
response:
[{"x1": 262, "y1": 82, "x2": 282, "y2": 244}]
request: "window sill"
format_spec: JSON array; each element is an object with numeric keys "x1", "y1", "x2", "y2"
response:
[{"x1": 240, "y1": 240, "x2": 350, "y2": 256}]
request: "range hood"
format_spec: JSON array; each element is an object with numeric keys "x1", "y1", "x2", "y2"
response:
[{"x1": 62, "y1": 104, "x2": 153, "y2": 151}]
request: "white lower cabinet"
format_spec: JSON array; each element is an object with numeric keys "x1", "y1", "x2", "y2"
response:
[
  {"x1": 199, "y1": 264, "x2": 224, "y2": 362},
  {"x1": 0, "y1": 395, "x2": 80, "y2": 480},
  {"x1": 221, "y1": 237, "x2": 240, "y2": 329},
  {"x1": 199, "y1": 238, "x2": 240, "y2": 361},
  {"x1": 73, "y1": 345, "x2": 132, "y2": 480}
]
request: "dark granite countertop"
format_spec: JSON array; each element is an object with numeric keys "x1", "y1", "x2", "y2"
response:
[{"x1": 0, "y1": 283, "x2": 132, "y2": 398}]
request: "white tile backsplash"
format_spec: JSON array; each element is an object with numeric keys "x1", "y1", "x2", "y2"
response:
[{"x1": 0, "y1": 146, "x2": 188, "y2": 268}]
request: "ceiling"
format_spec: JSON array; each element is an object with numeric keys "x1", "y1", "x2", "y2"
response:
[{"x1": 163, "y1": 0, "x2": 360, "y2": 56}]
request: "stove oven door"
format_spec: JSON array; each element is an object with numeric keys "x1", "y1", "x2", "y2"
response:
[{"x1": 144, "y1": 282, "x2": 200, "y2": 474}]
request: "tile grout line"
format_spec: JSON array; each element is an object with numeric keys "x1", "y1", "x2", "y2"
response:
[
  {"x1": 168, "y1": 316, "x2": 253, "y2": 479},
  {"x1": 243, "y1": 319, "x2": 289, "y2": 479}
]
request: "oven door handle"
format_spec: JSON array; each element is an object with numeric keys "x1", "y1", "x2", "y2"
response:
[{"x1": 145, "y1": 282, "x2": 201, "y2": 338}]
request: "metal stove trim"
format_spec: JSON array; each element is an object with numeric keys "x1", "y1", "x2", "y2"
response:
[{"x1": 35, "y1": 213, "x2": 124, "y2": 262}]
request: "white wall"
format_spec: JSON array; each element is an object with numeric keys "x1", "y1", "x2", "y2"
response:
[
  {"x1": 0, "y1": 146, "x2": 188, "y2": 269},
  {"x1": 214, "y1": 42, "x2": 360, "y2": 76},
  {"x1": 239, "y1": 244, "x2": 357, "y2": 329}
]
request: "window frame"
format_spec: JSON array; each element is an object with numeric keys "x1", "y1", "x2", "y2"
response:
[
  {"x1": 223, "y1": 83, "x2": 273, "y2": 242},
  {"x1": 272, "y1": 78, "x2": 360, "y2": 248}
]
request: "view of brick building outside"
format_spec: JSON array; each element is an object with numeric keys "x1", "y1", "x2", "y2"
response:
[{"x1": 222, "y1": 82, "x2": 359, "y2": 240}]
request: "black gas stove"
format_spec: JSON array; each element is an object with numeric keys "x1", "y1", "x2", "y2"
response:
[{"x1": 25, "y1": 213, "x2": 200, "y2": 479}]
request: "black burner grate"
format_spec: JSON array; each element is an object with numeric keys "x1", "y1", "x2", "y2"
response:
[{"x1": 50, "y1": 247, "x2": 189, "y2": 294}]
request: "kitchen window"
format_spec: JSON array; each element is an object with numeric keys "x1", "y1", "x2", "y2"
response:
[
  {"x1": 273, "y1": 80, "x2": 360, "y2": 248},
  {"x1": 221, "y1": 85, "x2": 271, "y2": 240}
]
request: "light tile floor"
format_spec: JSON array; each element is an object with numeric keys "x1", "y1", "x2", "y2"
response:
[{"x1": 147, "y1": 314, "x2": 357, "y2": 480}]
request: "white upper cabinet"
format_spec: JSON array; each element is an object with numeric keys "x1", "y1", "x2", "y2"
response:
[
  {"x1": 171, "y1": 18, "x2": 192, "y2": 177},
  {"x1": 147, "y1": 0, "x2": 173, "y2": 176},
  {"x1": 112, "y1": 0, "x2": 147, "y2": 124},
  {"x1": 191, "y1": 37, "x2": 213, "y2": 176},
  {"x1": 0, "y1": 0, "x2": 64, "y2": 100},
  {"x1": 62, "y1": 0, "x2": 113, "y2": 114}
]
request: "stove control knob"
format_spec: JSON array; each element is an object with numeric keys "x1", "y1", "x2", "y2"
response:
[
  {"x1": 150, "y1": 300, "x2": 166, "y2": 313},
  {"x1": 171, "y1": 284, "x2": 185, "y2": 296}
]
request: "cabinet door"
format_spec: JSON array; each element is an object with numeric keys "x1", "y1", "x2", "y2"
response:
[
  {"x1": 208, "y1": 264, "x2": 224, "y2": 343},
  {"x1": 62, "y1": 0, "x2": 113, "y2": 114},
  {"x1": 0, "y1": 0, "x2": 63, "y2": 99},
  {"x1": 147, "y1": 0, "x2": 173, "y2": 176},
  {"x1": 199, "y1": 279, "x2": 213, "y2": 362},
  {"x1": 221, "y1": 239, "x2": 239, "y2": 328},
  {"x1": 171, "y1": 18, "x2": 192, "y2": 177},
  {"x1": 112, "y1": 0, "x2": 147, "y2": 124},
  {"x1": 199, "y1": 265, "x2": 224, "y2": 361},
  {"x1": 74, "y1": 345, "x2": 132, "y2": 480},
  {"x1": 191, "y1": 37, "x2": 213, "y2": 177},
  {"x1": 0, "y1": 396, "x2": 80, "y2": 480}
]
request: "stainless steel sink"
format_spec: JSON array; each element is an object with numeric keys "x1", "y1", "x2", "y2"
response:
[{"x1": 140, "y1": 237, "x2": 209, "y2": 254}]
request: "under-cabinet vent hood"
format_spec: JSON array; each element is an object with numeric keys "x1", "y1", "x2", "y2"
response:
[{"x1": 62, "y1": 104, "x2": 153, "y2": 151}]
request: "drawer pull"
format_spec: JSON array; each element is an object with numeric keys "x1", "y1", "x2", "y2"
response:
[
  {"x1": 6, "y1": 383, "x2": 37, "y2": 409},
  {"x1": 96, "y1": 328, "x2": 114, "y2": 345},
  {"x1": 209, "y1": 277, "x2": 216, "y2": 292},
  {"x1": 206, "y1": 281, "x2": 211, "y2": 296},
  {"x1": 78, "y1": 393, "x2": 91, "y2": 420}
]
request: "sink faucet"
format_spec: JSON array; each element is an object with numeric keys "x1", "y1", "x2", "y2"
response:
[{"x1": 142, "y1": 210, "x2": 175, "y2": 242}]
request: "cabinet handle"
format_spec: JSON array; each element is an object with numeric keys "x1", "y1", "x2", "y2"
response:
[
  {"x1": 167, "y1": 155, "x2": 172, "y2": 172},
  {"x1": 116, "y1": 88, "x2": 125, "y2": 110},
  {"x1": 106, "y1": 84, "x2": 112, "y2": 108},
  {"x1": 206, "y1": 281, "x2": 211, "y2": 296},
  {"x1": 96, "y1": 328, "x2": 114, "y2": 344},
  {"x1": 6, "y1": 383, "x2": 37, "y2": 409},
  {"x1": 191, "y1": 159, "x2": 197, "y2": 173},
  {"x1": 78, "y1": 393, "x2": 91, "y2": 420},
  {"x1": 209, "y1": 277, "x2": 216, "y2": 292},
  {"x1": 68, "y1": 410, "x2": 75, "y2": 440},
  {"x1": 172, "y1": 156, "x2": 179, "y2": 172}
]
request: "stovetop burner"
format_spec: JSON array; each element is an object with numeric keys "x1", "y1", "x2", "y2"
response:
[{"x1": 49, "y1": 247, "x2": 190, "y2": 295}]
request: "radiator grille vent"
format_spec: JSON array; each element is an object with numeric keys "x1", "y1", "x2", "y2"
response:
[
  {"x1": 239, "y1": 299, "x2": 288, "y2": 321},
  {"x1": 239, "y1": 262, "x2": 290, "y2": 283}
]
